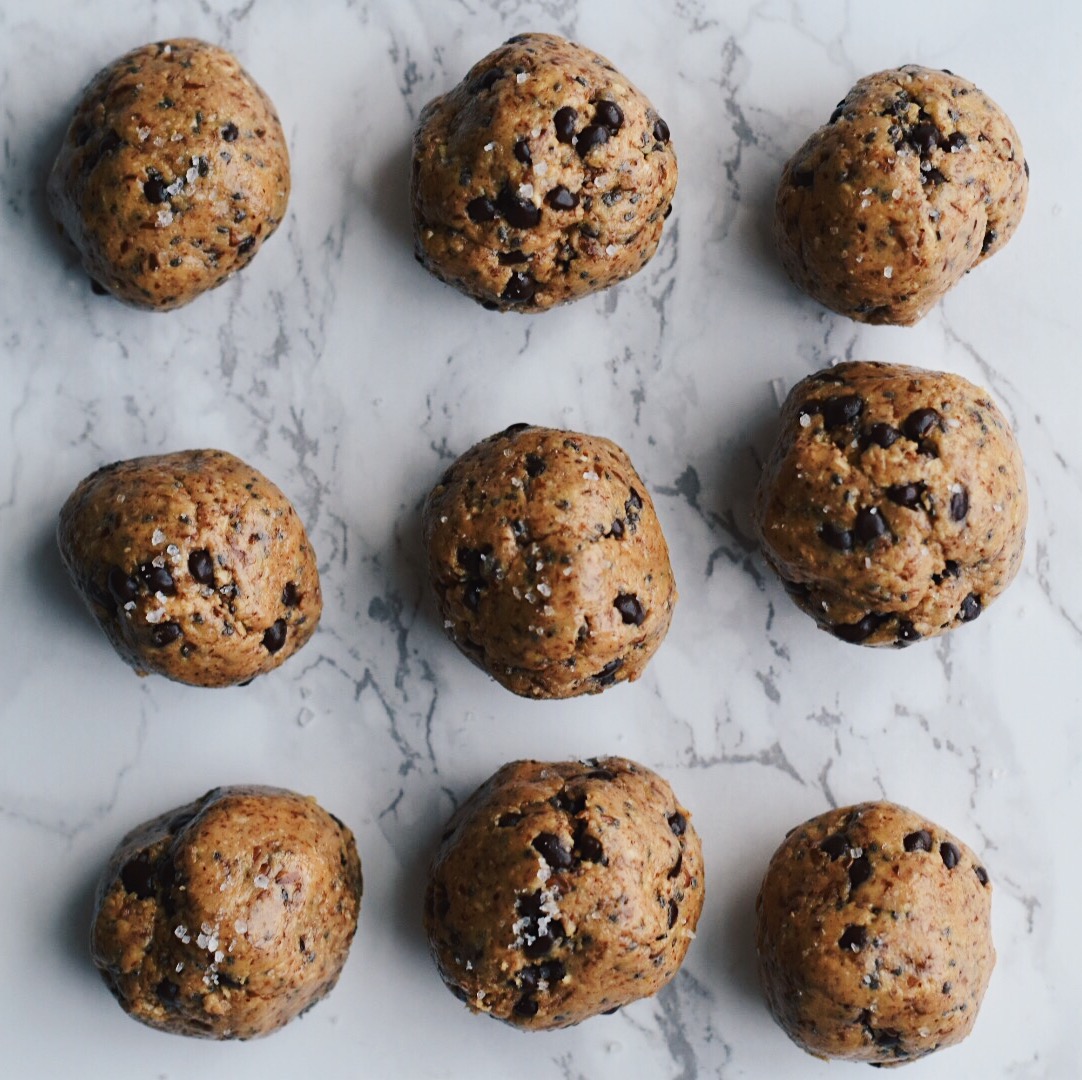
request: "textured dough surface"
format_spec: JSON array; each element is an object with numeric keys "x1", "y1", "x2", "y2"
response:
[
  {"x1": 58, "y1": 448, "x2": 321, "y2": 686},
  {"x1": 755, "y1": 801, "x2": 994, "y2": 1066},
  {"x1": 411, "y1": 32, "x2": 676, "y2": 311},
  {"x1": 753, "y1": 361, "x2": 1026, "y2": 646},
  {"x1": 423, "y1": 423, "x2": 676, "y2": 697},
  {"x1": 424, "y1": 757, "x2": 703, "y2": 1030},
  {"x1": 775, "y1": 65, "x2": 1027, "y2": 325},
  {"x1": 48, "y1": 38, "x2": 289, "y2": 310},
  {"x1": 92, "y1": 786, "x2": 363, "y2": 1039}
]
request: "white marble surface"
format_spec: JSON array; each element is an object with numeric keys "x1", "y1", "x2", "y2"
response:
[{"x1": 0, "y1": 1, "x2": 1078, "y2": 1076}]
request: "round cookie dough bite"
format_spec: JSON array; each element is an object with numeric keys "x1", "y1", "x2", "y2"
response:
[
  {"x1": 775, "y1": 64, "x2": 1028, "y2": 325},
  {"x1": 756, "y1": 801, "x2": 994, "y2": 1066},
  {"x1": 422, "y1": 423, "x2": 677, "y2": 697},
  {"x1": 411, "y1": 32, "x2": 676, "y2": 311},
  {"x1": 58, "y1": 448, "x2": 321, "y2": 686},
  {"x1": 92, "y1": 786, "x2": 363, "y2": 1039},
  {"x1": 48, "y1": 38, "x2": 289, "y2": 310},
  {"x1": 424, "y1": 757, "x2": 703, "y2": 1029},
  {"x1": 753, "y1": 361, "x2": 1026, "y2": 646}
]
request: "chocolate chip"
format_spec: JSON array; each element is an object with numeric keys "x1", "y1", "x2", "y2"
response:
[
  {"x1": 653, "y1": 118, "x2": 671, "y2": 143},
  {"x1": 895, "y1": 620, "x2": 921, "y2": 644},
  {"x1": 574, "y1": 829, "x2": 604, "y2": 863},
  {"x1": 90, "y1": 279, "x2": 108, "y2": 296},
  {"x1": 155, "y1": 979, "x2": 181, "y2": 1010},
  {"x1": 921, "y1": 166, "x2": 947, "y2": 186},
  {"x1": 608, "y1": 518, "x2": 625, "y2": 539},
  {"x1": 950, "y1": 486, "x2": 969, "y2": 521},
  {"x1": 940, "y1": 842, "x2": 961, "y2": 869},
  {"x1": 981, "y1": 228, "x2": 998, "y2": 255},
  {"x1": 903, "y1": 829, "x2": 932, "y2": 852},
  {"x1": 959, "y1": 593, "x2": 982, "y2": 622},
  {"x1": 466, "y1": 196, "x2": 497, "y2": 223},
  {"x1": 119, "y1": 853, "x2": 155, "y2": 899},
  {"x1": 667, "y1": 811, "x2": 686, "y2": 836},
  {"x1": 820, "y1": 833, "x2": 848, "y2": 860},
  {"x1": 513, "y1": 996, "x2": 539, "y2": 1017},
  {"x1": 587, "y1": 768, "x2": 616, "y2": 781},
  {"x1": 821, "y1": 394, "x2": 864, "y2": 429},
  {"x1": 667, "y1": 899, "x2": 679, "y2": 928},
  {"x1": 886, "y1": 482, "x2": 924, "y2": 509},
  {"x1": 576, "y1": 123, "x2": 609, "y2": 157},
  {"x1": 497, "y1": 250, "x2": 529, "y2": 265},
  {"x1": 592, "y1": 657, "x2": 623, "y2": 685},
  {"x1": 448, "y1": 983, "x2": 469, "y2": 1003},
  {"x1": 496, "y1": 185, "x2": 541, "y2": 229},
  {"x1": 140, "y1": 563, "x2": 175, "y2": 595},
  {"x1": 947, "y1": 131, "x2": 968, "y2": 151},
  {"x1": 523, "y1": 931, "x2": 557, "y2": 959},
  {"x1": 498, "y1": 812, "x2": 523, "y2": 828},
  {"x1": 838, "y1": 925, "x2": 868, "y2": 951},
  {"x1": 903, "y1": 408, "x2": 940, "y2": 440},
  {"x1": 667, "y1": 852, "x2": 683, "y2": 880},
  {"x1": 1024, "y1": 159, "x2": 1030, "y2": 178},
  {"x1": 854, "y1": 507, "x2": 888, "y2": 544},
  {"x1": 975, "y1": 866, "x2": 989, "y2": 886},
  {"x1": 864, "y1": 422, "x2": 901, "y2": 449},
  {"x1": 513, "y1": 139, "x2": 532, "y2": 165},
  {"x1": 848, "y1": 855, "x2": 872, "y2": 889},
  {"x1": 594, "y1": 99, "x2": 623, "y2": 132},
  {"x1": 472, "y1": 67, "x2": 505, "y2": 92},
  {"x1": 873, "y1": 1028, "x2": 903, "y2": 1049},
  {"x1": 236, "y1": 236, "x2": 256, "y2": 256},
  {"x1": 819, "y1": 522, "x2": 854, "y2": 552},
  {"x1": 262, "y1": 618, "x2": 287, "y2": 653},
  {"x1": 220, "y1": 122, "x2": 238, "y2": 142},
  {"x1": 463, "y1": 582, "x2": 482, "y2": 611},
  {"x1": 554, "y1": 106, "x2": 578, "y2": 143},
  {"x1": 540, "y1": 959, "x2": 566, "y2": 984},
  {"x1": 188, "y1": 549, "x2": 215, "y2": 586},
  {"x1": 625, "y1": 489, "x2": 643, "y2": 513},
  {"x1": 613, "y1": 593, "x2": 645, "y2": 626},
  {"x1": 107, "y1": 566, "x2": 140, "y2": 605},
  {"x1": 828, "y1": 101, "x2": 845, "y2": 124},
  {"x1": 282, "y1": 581, "x2": 301, "y2": 607},
  {"x1": 545, "y1": 185, "x2": 579, "y2": 210},
  {"x1": 502, "y1": 271, "x2": 536, "y2": 303},
  {"x1": 143, "y1": 176, "x2": 169, "y2": 203},
  {"x1": 532, "y1": 832, "x2": 574, "y2": 869},
  {"x1": 792, "y1": 169, "x2": 814, "y2": 188},
  {"x1": 833, "y1": 613, "x2": 888, "y2": 643},
  {"x1": 195, "y1": 155, "x2": 210, "y2": 177},
  {"x1": 151, "y1": 622, "x2": 182, "y2": 647},
  {"x1": 524, "y1": 453, "x2": 547, "y2": 477},
  {"x1": 908, "y1": 122, "x2": 941, "y2": 157}
]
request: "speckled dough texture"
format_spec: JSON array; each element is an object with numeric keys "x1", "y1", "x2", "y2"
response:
[
  {"x1": 753, "y1": 361, "x2": 1026, "y2": 646},
  {"x1": 424, "y1": 757, "x2": 703, "y2": 1030},
  {"x1": 775, "y1": 64, "x2": 1027, "y2": 325},
  {"x1": 755, "y1": 801, "x2": 994, "y2": 1066},
  {"x1": 92, "y1": 785, "x2": 363, "y2": 1040},
  {"x1": 58, "y1": 449, "x2": 321, "y2": 686},
  {"x1": 422, "y1": 423, "x2": 677, "y2": 697},
  {"x1": 411, "y1": 32, "x2": 676, "y2": 311},
  {"x1": 48, "y1": 38, "x2": 289, "y2": 310}
]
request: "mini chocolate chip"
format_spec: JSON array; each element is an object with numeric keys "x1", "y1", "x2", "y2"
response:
[
  {"x1": 262, "y1": 618, "x2": 287, "y2": 653},
  {"x1": 950, "y1": 487, "x2": 969, "y2": 521},
  {"x1": 609, "y1": 518, "x2": 625, "y2": 539},
  {"x1": 523, "y1": 932, "x2": 556, "y2": 959},
  {"x1": 143, "y1": 176, "x2": 169, "y2": 203},
  {"x1": 625, "y1": 488, "x2": 643, "y2": 513},
  {"x1": 545, "y1": 185, "x2": 579, "y2": 210},
  {"x1": 220, "y1": 122, "x2": 238, "y2": 142},
  {"x1": 828, "y1": 102, "x2": 845, "y2": 124},
  {"x1": 155, "y1": 979, "x2": 181, "y2": 1010},
  {"x1": 668, "y1": 899, "x2": 679, "y2": 928},
  {"x1": 958, "y1": 593, "x2": 982, "y2": 622},
  {"x1": 195, "y1": 155, "x2": 209, "y2": 177},
  {"x1": 886, "y1": 482, "x2": 924, "y2": 509},
  {"x1": 653, "y1": 118, "x2": 671, "y2": 143},
  {"x1": 502, "y1": 271, "x2": 536, "y2": 303},
  {"x1": 513, "y1": 996, "x2": 539, "y2": 1017},
  {"x1": 848, "y1": 855, "x2": 872, "y2": 889},
  {"x1": 236, "y1": 236, "x2": 256, "y2": 256},
  {"x1": 466, "y1": 196, "x2": 497, "y2": 223},
  {"x1": 498, "y1": 813, "x2": 523, "y2": 828},
  {"x1": 943, "y1": 559, "x2": 960, "y2": 577},
  {"x1": 541, "y1": 959, "x2": 566, "y2": 984},
  {"x1": 819, "y1": 522, "x2": 854, "y2": 552},
  {"x1": 947, "y1": 131, "x2": 968, "y2": 151},
  {"x1": 592, "y1": 657, "x2": 623, "y2": 685},
  {"x1": 120, "y1": 853, "x2": 155, "y2": 899},
  {"x1": 513, "y1": 139, "x2": 532, "y2": 166},
  {"x1": 667, "y1": 811, "x2": 686, "y2": 836},
  {"x1": 140, "y1": 563, "x2": 175, "y2": 595},
  {"x1": 981, "y1": 228, "x2": 998, "y2": 255},
  {"x1": 975, "y1": 866, "x2": 989, "y2": 886},
  {"x1": 903, "y1": 408, "x2": 940, "y2": 440},
  {"x1": 552, "y1": 788, "x2": 586, "y2": 815},
  {"x1": 820, "y1": 833, "x2": 848, "y2": 860},
  {"x1": 873, "y1": 1029, "x2": 903, "y2": 1049},
  {"x1": 524, "y1": 453, "x2": 547, "y2": 477},
  {"x1": 821, "y1": 394, "x2": 864, "y2": 429},
  {"x1": 895, "y1": 620, "x2": 921, "y2": 644},
  {"x1": 921, "y1": 166, "x2": 947, "y2": 186},
  {"x1": 854, "y1": 507, "x2": 888, "y2": 544},
  {"x1": 838, "y1": 925, "x2": 868, "y2": 951},
  {"x1": 792, "y1": 169, "x2": 814, "y2": 188},
  {"x1": 496, "y1": 186, "x2": 541, "y2": 229},
  {"x1": 864, "y1": 422, "x2": 901, "y2": 449},
  {"x1": 833, "y1": 613, "x2": 887, "y2": 643},
  {"x1": 903, "y1": 829, "x2": 932, "y2": 852},
  {"x1": 188, "y1": 549, "x2": 215, "y2": 586},
  {"x1": 940, "y1": 842, "x2": 961, "y2": 869},
  {"x1": 151, "y1": 622, "x2": 182, "y2": 647},
  {"x1": 594, "y1": 99, "x2": 623, "y2": 131},
  {"x1": 282, "y1": 581, "x2": 301, "y2": 607},
  {"x1": 576, "y1": 123, "x2": 609, "y2": 157},
  {"x1": 908, "y1": 122, "x2": 941, "y2": 157},
  {"x1": 107, "y1": 566, "x2": 140, "y2": 605},
  {"x1": 519, "y1": 967, "x2": 540, "y2": 992},
  {"x1": 554, "y1": 106, "x2": 578, "y2": 143},
  {"x1": 575, "y1": 831, "x2": 605, "y2": 863},
  {"x1": 532, "y1": 832, "x2": 574, "y2": 869},
  {"x1": 614, "y1": 593, "x2": 645, "y2": 626}
]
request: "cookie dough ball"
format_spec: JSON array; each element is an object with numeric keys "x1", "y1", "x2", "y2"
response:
[
  {"x1": 92, "y1": 786, "x2": 362, "y2": 1039},
  {"x1": 424, "y1": 757, "x2": 703, "y2": 1029},
  {"x1": 48, "y1": 38, "x2": 289, "y2": 310},
  {"x1": 753, "y1": 361, "x2": 1026, "y2": 646},
  {"x1": 756, "y1": 801, "x2": 994, "y2": 1066},
  {"x1": 58, "y1": 449, "x2": 321, "y2": 686},
  {"x1": 423, "y1": 423, "x2": 676, "y2": 697},
  {"x1": 411, "y1": 32, "x2": 676, "y2": 312},
  {"x1": 776, "y1": 65, "x2": 1027, "y2": 325}
]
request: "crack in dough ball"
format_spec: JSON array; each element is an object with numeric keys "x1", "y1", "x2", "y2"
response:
[
  {"x1": 48, "y1": 38, "x2": 289, "y2": 310},
  {"x1": 411, "y1": 32, "x2": 677, "y2": 311},
  {"x1": 775, "y1": 65, "x2": 1027, "y2": 325}
]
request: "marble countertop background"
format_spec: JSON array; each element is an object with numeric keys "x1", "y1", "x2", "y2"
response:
[{"x1": 1, "y1": 1, "x2": 1078, "y2": 1077}]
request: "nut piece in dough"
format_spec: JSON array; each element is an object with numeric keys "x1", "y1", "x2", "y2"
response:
[
  {"x1": 58, "y1": 448, "x2": 321, "y2": 686},
  {"x1": 411, "y1": 32, "x2": 676, "y2": 311},
  {"x1": 753, "y1": 361, "x2": 1026, "y2": 646},
  {"x1": 92, "y1": 785, "x2": 363, "y2": 1039},
  {"x1": 756, "y1": 801, "x2": 994, "y2": 1065},
  {"x1": 424, "y1": 757, "x2": 703, "y2": 1029},
  {"x1": 48, "y1": 38, "x2": 289, "y2": 310},
  {"x1": 423, "y1": 423, "x2": 677, "y2": 697},
  {"x1": 775, "y1": 65, "x2": 1027, "y2": 325}
]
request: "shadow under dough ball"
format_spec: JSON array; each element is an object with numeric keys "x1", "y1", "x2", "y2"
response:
[
  {"x1": 753, "y1": 361, "x2": 1026, "y2": 646},
  {"x1": 756, "y1": 801, "x2": 994, "y2": 1066},
  {"x1": 92, "y1": 786, "x2": 363, "y2": 1039},
  {"x1": 48, "y1": 38, "x2": 289, "y2": 310},
  {"x1": 411, "y1": 32, "x2": 676, "y2": 311},
  {"x1": 424, "y1": 757, "x2": 703, "y2": 1029},
  {"x1": 422, "y1": 423, "x2": 677, "y2": 697},
  {"x1": 775, "y1": 64, "x2": 1027, "y2": 325},
  {"x1": 57, "y1": 448, "x2": 321, "y2": 686}
]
